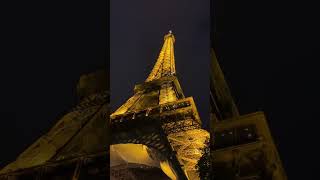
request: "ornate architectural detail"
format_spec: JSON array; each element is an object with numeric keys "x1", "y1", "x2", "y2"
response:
[
  {"x1": 146, "y1": 31, "x2": 176, "y2": 82},
  {"x1": 111, "y1": 31, "x2": 210, "y2": 180}
]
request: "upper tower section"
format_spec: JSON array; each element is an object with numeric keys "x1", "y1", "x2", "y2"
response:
[{"x1": 145, "y1": 31, "x2": 176, "y2": 82}]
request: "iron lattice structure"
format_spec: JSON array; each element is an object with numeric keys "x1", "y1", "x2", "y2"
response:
[
  {"x1": 0, "y1": 71, "x2": 110, "y2": 180},
  {"x1": 110, "y1": 31, "x2": 209, "y2": 180},
  {"x1": 209, "y1": 49, "x2": 287, "y2": 179}
]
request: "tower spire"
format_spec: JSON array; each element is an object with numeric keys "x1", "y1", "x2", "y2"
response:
[{"x1": 145, "y1": 31, "x2": 176, "y2": 82}]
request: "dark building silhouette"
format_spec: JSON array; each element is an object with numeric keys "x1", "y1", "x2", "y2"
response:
[{"x1": 209, "y1": 50, "x2": 287, "y2": 180}]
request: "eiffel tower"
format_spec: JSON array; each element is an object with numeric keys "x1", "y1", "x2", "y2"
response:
[
  {"x1": 0, "y1": 70, "x2": 109, "y2": 180},
  {"x1": 110, "y1": 31, "x2": 210, "y2": 180},
  {"x1": 209, "y1": 50, "x2": 287, "y2": 180}
]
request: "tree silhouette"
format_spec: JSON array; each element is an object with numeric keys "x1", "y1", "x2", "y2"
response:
[{"x1": 196, "y1": 138, "x2": 213, "y2": 180}]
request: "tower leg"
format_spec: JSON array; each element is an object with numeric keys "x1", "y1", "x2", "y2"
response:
[{"x1": 72, "y1": 159, "x2": 83, "y2": 180}]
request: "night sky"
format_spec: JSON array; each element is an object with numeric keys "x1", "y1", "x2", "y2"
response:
[{"x1": 110, "y1": 0, "x2": 211, "y2": 127}]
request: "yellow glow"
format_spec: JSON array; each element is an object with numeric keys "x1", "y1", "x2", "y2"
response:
[
  {"x1": 146, "y1": 32, "x2": 176, "y2": 82},
  {"x1": 160, "y1": 160, "x2": 177, "y2": 180},
  {"x1": 110, "y1": 144, "x2": 159, "y2": 167},
  {"x1": 110, "y1": 144, "x2": 178, "y2": 180}
]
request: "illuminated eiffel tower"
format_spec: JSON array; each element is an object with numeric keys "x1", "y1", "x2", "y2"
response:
[
  {"x1": 110, "y1": 31, "x2": 210, "y2": 180},
  {"x1": 209, "y1": 50, "x2": 287, "y2": 180},
  {"x1": 0, "y1": 70, "x2": 109, "y2": 180}
]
